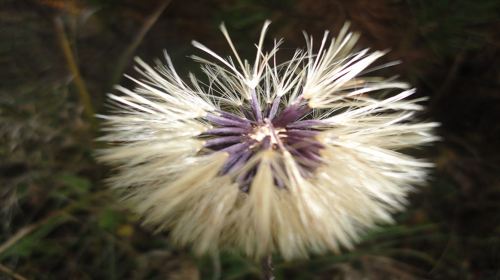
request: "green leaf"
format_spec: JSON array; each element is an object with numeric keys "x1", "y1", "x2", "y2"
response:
[
  {"x1": 57, "y1": 173, "x2": 91, "y2": 195},
  {"x1": 98, "y1": 208, "x2": 124, "y2": 231}
]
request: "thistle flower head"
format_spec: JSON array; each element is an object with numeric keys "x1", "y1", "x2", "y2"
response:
[{"x1": 98, "y1": 21, "x2": 438, "y2": 260}]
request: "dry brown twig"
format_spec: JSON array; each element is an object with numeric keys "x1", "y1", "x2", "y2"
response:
[
  {"x1": 53, "y1": 16, "x2": 95, "y2": 127},
  {"x1": 109, "y1": 0, "x2": 173, "y2": 89},
  {"x1": 0, "y1": 263, "x2": 28, "y2": 280}
]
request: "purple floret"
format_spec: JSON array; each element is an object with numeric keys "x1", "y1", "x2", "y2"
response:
[{"x1": 200, "y1": 96, "x2": 327, "y2": 192}]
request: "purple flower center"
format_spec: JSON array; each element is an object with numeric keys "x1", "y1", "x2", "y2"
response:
[{"x1": 200, "y1": 96, "x2": 325, "y2": 192}]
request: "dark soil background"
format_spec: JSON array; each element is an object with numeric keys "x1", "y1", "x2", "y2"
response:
[{"x1": 1, "y1": 0, "x2": 499, "y2": 279}]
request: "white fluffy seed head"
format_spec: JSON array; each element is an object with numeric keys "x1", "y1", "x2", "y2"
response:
[{"x1": 97, "y1": 21, "x2": 438, "y2": 260}]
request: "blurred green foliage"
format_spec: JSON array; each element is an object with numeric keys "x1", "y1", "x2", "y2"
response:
[{"x1": 409, "y1": 0, "x2": 498, "y2": 56}]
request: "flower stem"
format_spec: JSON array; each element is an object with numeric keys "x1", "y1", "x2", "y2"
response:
[{"x1": 260, "y1": 254, "x2": 275, "y2": 280}]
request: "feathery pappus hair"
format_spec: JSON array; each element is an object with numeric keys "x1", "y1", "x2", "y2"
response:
[{"x1": 97, "y1": 21, "x2": 438, "y2": 260}]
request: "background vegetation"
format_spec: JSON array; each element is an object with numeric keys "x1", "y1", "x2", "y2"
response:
[{"x1": 1, "y1": 0, "x2": 499, "y2": 279}]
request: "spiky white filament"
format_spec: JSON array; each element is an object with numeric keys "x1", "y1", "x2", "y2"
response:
[{"x1": 99, "y1": 21, "x2": 438, "y2": 260}]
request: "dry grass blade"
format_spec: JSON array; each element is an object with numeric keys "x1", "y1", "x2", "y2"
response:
[
  {"x1": 0, "y1": 224, "x2": 39, "y2": 256},
  {"x1": 0, "y1": 263, "x2": 28, "y2": 280},
  {"x1": 108, "y1": 0, "x2": 173, "y2": 88},
  {"x1": 53, "y1": 16, "x2": 95, "y2": 126}
]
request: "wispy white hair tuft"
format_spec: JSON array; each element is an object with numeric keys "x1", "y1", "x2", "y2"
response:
[{"x1": 97, "y1": 21, "x2": 438, "y2": 260}]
